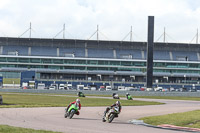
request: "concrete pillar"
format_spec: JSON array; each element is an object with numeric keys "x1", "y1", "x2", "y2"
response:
[
  {"x1": 57, "y1": 47, "x2": 59, "y2": 57},
  {"x1": 0, "y1": 46, "x2": 3, "y2": 55},
  {"x1": 113, "y1": 49, "x2": 116, "y2": 58},
  {"x1": 28, "y1": 47, "x2": 31, "y2": 56}
]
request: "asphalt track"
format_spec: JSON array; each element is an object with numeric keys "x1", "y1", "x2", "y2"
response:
[{"x1": 0, "y1": 97, "x2": 200, "y2": 133}]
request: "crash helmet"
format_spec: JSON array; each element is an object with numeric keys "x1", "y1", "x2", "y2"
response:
[
  {"x1": 76, "y1": 99, "x2": 80, "y2": 104},
  {"x1": 116, "y1": 101, "x2": 120, "y2": 106},
  {"x1": 126, "y1": 92, "x2": 129, "y2": 95}
]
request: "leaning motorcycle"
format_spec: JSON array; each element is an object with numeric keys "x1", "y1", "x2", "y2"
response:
[
  {"x1": 77, "y1": 92, "x2": 85, "y2": 97},
  {"x1": 103, "y1": 106, "x2": 120, "y2": 123},
  {"x1": 127, "y1": 95, "x2": 133, "y2": 100},
  {"x1": 64, "y1": 104, "x2": 79, "y2": 119},
  {"x1": 113, "y1": 94, "x2": 120, "y2": 99}
]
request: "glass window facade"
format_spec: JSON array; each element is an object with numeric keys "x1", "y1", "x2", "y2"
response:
[{"x1": 0, "y1": 56, "x2": 200, "y2": 76}]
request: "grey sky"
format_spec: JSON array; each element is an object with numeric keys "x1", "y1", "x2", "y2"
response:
[{"x1": 0, "y1": 0, "x2": 200, "y2": 43}]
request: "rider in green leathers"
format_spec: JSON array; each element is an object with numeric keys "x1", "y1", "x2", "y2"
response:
[
  {"x1": 66, "y1": 99, "x2": 81, "y2": 115},
  {"x1": 126, "y1": 93, "x2": 133, "y2": 100}
]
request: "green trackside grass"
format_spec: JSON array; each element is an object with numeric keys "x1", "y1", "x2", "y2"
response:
[
  {"x1": 140, "y1": 110, "x2": 200, "y2": 128},
  {"x1": 0, "y1": 125, "x2": 60, "y2": 133},
  {"x1": 0, "y1": 93, "x2": 163, "y2": 108},
  {"x1": 133, "y1": 96, "x2": 200, "y2": 101}
]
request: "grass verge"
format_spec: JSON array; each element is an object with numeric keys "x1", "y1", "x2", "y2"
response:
[
  {"x1": 0, "y1": 125, "x2": 60, "y2": 133},
  {"x1": 3, "y1": 92, "x2": 200, "y2": 101},
  {"x1": 133, "y1": 96, "x2": 200, "y2": 101},
  {"x1": 0, "y1": 93, "x2": 163, "y2": 108},
  {"x1": 140, "y1": 110, "x2": 200, "y2": 128}
]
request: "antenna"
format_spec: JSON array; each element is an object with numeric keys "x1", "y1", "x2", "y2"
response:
[
  {"x1": 122, "y1": 26, "x2": 133, "y2": 42},
  {"x1": 29, "y1": 22, "x2": 31, "y2": 39},
  {"x1": 87, "y1": 25, "x2": 109, "y2": 40},
  {"x1": 97, "y1": 25, "x2": 99, "y2": 41},
  {"x1": 54, "y1": 24, "x2": 66, "y2": 39},
  {"x1": 130, "y1": 26, "x2": 132, "y2": 41},
  {"x1": 156, "y1": 27, "x2": 177, "y2": 43},
  {"x1": 189, "y1": 28, "x2": 199, "y2": 44},
  {"x1": 63, "y1": 24, "x2": 65, "y2": 39},
  {"x1": 196, "y1": 28, "x2": 198, "y2": 44},
  {"x1": 163, "y1": 27, "x2": 166, "y2": 42},
  {"x1": 19, "y1": 22, "x2": 33, "y2": 38}
]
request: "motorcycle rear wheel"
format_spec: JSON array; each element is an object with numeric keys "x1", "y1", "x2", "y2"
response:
[
  {"x1": 102, "y1": 117, "x2": 106, "y2": 122},
  {"x1": 64, "y1": 112, "x2": 68, "y2": 118}
]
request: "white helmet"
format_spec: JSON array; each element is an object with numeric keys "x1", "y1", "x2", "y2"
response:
[
  {"x1": 76, "y1": 99, "x2": 80, "y2": 103},
  {"x1": 116, "y1": 101, "x2": 120, "y2": 106}
]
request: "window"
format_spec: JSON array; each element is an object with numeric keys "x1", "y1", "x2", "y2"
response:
[
  {"x1": 154, "y1": 62, "x2": 165, "y2": 67},
  {"x1": 74, "y1": 66, "x2": 85, "y2": 70},
  {"x1": 30, "y1": 58, "x2": 41, "y2": 63},
  {"x1": 53, "y1": 59, "x2": 63, "y2": 64},
  {"x1": 7, "y1": 58, "x2": 18, "y2": 62},
  {"x1": 64, "y1": 60, "x2": 74, "y2": 64},
  {"x1": 133, "y1": 62, "x2": 145, "y2": 66},
  {"x1": 0, "y1": 58, "x2": 6, "y2": 62},
  {"x1": 87, "y1": 60, "x2": 97, "y2": 65},
  {"x1": 110, "y1": 61, "x2": 120, "y2": 65},
  {"x1": 87, "y1": 67, "x2": 97, "y2": 70},
  {"x1": 189, "y1": 64, "x2": 199, "y2": 68},
  {"x1": 42, "y1": 59, "x2": 51, "y2": 64},
  {"x1": 19, "y1": 58, "x2": 29, "y2": 63},
  {"x1": 74, "y1": 60, "x2": 86, "y2": 64},
  {"x1": 121, "y1": 61, "x2": 131, "y2": 66}
]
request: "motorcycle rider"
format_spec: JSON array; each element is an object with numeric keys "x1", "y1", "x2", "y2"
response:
[
  {"x1": 77, "y1": 91, "x2": 82, "y2": 97},
  {"x1": 77, "y1": 91, "x2": 85, "y2": 97},
  {"x1": 66, "y1": 99, "x2": 81, "y2": 115},
  {"x1": 112, "y1": 93, "x2": 116, "y2": 97},
  {"x1": 112, "y1": 93, "x2": 119, "y2": 99},
  {"x1": 126, "y1": 92, "x2": 130, "y2": 99},
  {"x1": 103, "y1": 101, "x2": 121, "y2": 121},
  {"x1": 126, "y1": 92, "x2": 132, "y2": 100}
]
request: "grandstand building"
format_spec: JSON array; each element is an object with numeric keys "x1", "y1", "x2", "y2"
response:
[{"x1": 0, "y1": 37, "x2": 200, "y2": 89}]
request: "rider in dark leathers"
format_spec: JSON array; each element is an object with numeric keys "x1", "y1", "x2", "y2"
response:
[{"x1": 103, "y1": 101, "x2": 121, "y2": 121}]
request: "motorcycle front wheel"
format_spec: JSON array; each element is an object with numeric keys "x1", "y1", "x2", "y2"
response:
[
  {"x1": 69, "y1": 109, "x2": 75, "y2": 119},
  {"x1": 108, "y1": 114, "x2": 115, "y2": 123}
]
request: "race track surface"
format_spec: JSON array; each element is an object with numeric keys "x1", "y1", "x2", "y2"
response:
[{"x1": 0, "y1": 98, "x2": 200, "y2": 133}]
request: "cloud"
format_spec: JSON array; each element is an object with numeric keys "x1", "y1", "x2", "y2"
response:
[{"x1": 0, "y1": 0, "x2": 200, "y2": 43}]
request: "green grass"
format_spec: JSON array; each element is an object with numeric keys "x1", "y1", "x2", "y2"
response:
[
  {"x1": 0, "y1": 125, "x2": 60, "y2": 133},
  {"x1": 140, "y1": 110, "x2": 200, "y2": 128},
  {"x1": 0, "y1": 93, "x2": 163, "y2": 108},
  {"x1": 133, "y1": 96, "x2": 200, "y2": 101}
]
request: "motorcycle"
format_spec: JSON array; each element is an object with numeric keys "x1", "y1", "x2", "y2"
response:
[
  {"x1": 77, "y1": 92, "x2": 85, "y2": 97},
  {"x1": 112, "y1": 93, "x2": 120, "y2": 99},
  {"x1": 127, "y1": 95, "x2": 133, "y2": 100},
  {"x1": 64, "y1": 104, "x2": 79, "y2": 119},
  {"x1": 103, "y1": 106, "x2": 120, "y2": 123}
]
